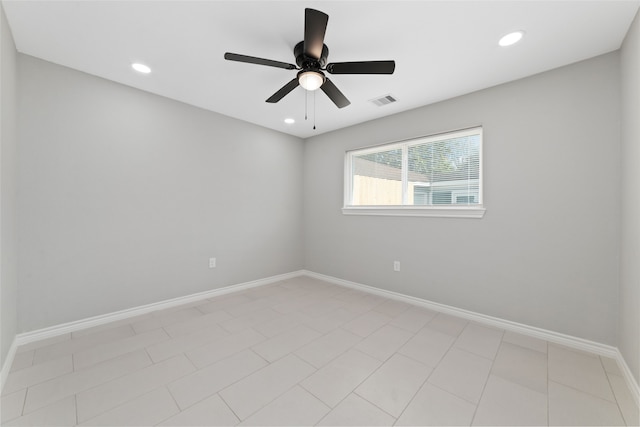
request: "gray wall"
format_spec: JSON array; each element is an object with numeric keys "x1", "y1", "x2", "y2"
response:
[
  {"x1": 620, "y1": 10, "x2": 640, "y2": 384},
  {"x1": 1, "y1": 4, "x2": 19, "y2": 369},
  {"x1": 17, "y1": 55, "x2": 304, "y2": 332},
  {"x1": 304, "y1": 53, "x2": 621, "y2": 346}
]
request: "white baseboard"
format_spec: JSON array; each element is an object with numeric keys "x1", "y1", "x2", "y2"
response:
[
  {"x1": 0, "y1": 269, "x2": 305, "y2": 393},
  {"x1": 303, "y1": 270, "x2": 640, "y2": 404},
  {"x1": 14, "y1": 270, "x2": 305, "y2": 348},
  {"x1": 2, "y1": 267, "x2": 638, "y2": 407},
  {"x1": 303, "y1": 270, "x2": 618, "y2": 357},
  {"x1": 614, "y1": 347, "x2": 640, "y2": 406}
]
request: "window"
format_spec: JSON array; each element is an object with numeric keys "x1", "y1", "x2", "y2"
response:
[{"x1": 343, "y1": 127, "x2": 485, "y2": 218}]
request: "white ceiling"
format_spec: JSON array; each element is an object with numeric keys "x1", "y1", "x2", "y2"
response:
[{"x1": 3, "y1": 1, "x2": 639, "y2": 138}]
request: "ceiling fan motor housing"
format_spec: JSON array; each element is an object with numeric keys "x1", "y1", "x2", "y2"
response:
[{"x1": 294, "y1": 41, "x2": 328, "y2": 70}]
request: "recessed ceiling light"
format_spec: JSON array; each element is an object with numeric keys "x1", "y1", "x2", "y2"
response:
[
  {"x1": 498, "y1": 31, "x2": 525, "y2": 47},
  {"x1": 284, "y1": 118, "x2": 295, "y2": 124},
  {"x1": 131, "y1": 63, "x2": 151, "y2": 74}
]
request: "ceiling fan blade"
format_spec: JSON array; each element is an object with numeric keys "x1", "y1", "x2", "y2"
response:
[
  {"x1": 266, "y1": 78, "x2": 300, "y2": 103},
  {"x1": 326, "y1": 60, "x2": 396, "y2": 74},
  {"x1": 321, "y1": 78, "x2": 350, "y2": 108},
  {"x1": 224, "y1": 53, "x2": 296, "y2": 70},
  {"x1": 304, "y1": 8, "x2": 328, "y2": 59}
]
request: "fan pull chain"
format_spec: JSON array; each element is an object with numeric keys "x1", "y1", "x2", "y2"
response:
[
  {"x1": 313, "y1": 90, "x2": 316, "y2": 130},
  {"x1": 305, "y1": 90, "x2": 308, "y2": 121}
]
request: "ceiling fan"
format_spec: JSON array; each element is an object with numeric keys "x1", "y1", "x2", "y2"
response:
[{"x1": 224, "y1": 8, "x2": 395, "y2": 109}]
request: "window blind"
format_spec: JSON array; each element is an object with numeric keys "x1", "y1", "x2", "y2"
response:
[{"x1": 346, "y1": 127, "x2": 482, "y2": 208}]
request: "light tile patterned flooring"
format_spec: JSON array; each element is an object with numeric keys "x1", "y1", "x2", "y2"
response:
[{"x1": 1, "y1": 276, "x2": 638, "y2": 426}]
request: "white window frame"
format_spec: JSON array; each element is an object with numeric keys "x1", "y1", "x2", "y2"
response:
[{"x1": 342, "y1": 127, "x2": 486, "y2": 218}]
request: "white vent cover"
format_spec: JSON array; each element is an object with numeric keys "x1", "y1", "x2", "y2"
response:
[{"x1": 370, "y1": 94, "x2": 397, "y2": 107}]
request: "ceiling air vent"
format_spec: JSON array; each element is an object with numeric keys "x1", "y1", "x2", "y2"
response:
[{"x1": 370, "y1": 94, "x2": 397, "y2": 107}]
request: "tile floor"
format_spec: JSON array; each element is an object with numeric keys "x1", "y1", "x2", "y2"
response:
[{"x1": 1, "y1": 276, "x2": 638, "y2": 426}]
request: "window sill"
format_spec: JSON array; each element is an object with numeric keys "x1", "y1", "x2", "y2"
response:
[{"x1": 341, "y1": 205, "x2": 486, "y2": 218}]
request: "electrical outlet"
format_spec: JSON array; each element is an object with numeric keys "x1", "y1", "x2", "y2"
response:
[
  {"x1": 209, "y1": 257, "x2": 216, "y2": 269},
  {"x1": 393, "y1": 261, "x2": 400, "y2": 272}
]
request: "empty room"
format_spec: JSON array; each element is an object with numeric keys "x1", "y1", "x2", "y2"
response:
[{"x1": 1, "y1": 1, "x2": 639, "y2": 425}]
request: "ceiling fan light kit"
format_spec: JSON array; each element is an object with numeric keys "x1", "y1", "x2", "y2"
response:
[
  {"x1": 298, "y1": 70, "x2": 325, "y2": 91},
  {"x1": 224, "y1": 8, "x2": 395, "y2": 110}
]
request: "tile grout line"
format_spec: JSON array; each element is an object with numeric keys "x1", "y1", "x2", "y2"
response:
[
  {"x1": 468, "y1": 329, "x2": 505, "y2": 426},
  {"x1": 17, "y1": 349, "x2": 152, "y2": 417},
  {"x1": 68, "y1": 329, "x2": 172, "y2": 372},
  {"x1": 163, "y1": 347, "x2": 273, "y2": 416},
  {"x1": 2, "y1": 354, "x2": 74, "y2": 397},
  {"x1": 549, "y1": 378, "x2": 626, "y2": 405},
  {"x1": 74, "y1": 393, "x2": 78, "y2": 426},
  {"x1": 547, "y1": 344, "x2": 550, "y2": 426},
  {"x1": 548, "y1": 349, "x2": 631, "y2": 424},
  {"x1": 391, "y1": 360, "x2": 434, "y2": 426},
  {"x1": 395, "y1": 339, "x2": 455, "y2": 380},
  {"x1": 31, "y1": 325, "x2": 139, "y2": 366},
  {"x1": 216, "y1": 389, "x2": 243, "y2": 423},
  {"x1": 352, "y1": 389, "x2": 400, "y2": 422},
  {"x1": 416, "y1": 323, "x2": 474, "y2": 404},
  {"x1": 79, "y1": 384, "x2": 168, "y2": 425},
  {"x1": 216, "y1": 391, "x2": 242, "y2": 425},
  {"x1": 501, "y1": 336, "x2": 548, "y2": 356},
  {"x1": 242, "y1": 382, "x2": 330, "y2": 424},
  {"x1": 483, "y1": 339, "x2": 552, "y2": 395},
  {"x1": 331, "y1": 346, "x2": 402, "y2": 419},
  {"x1": 180, "y1": 349, "x2": 198, "y2": 371},
  {"x1": 264, "y1": 305, "x2": 479, "y2": 424},
  {"x1": 451, "y1": 345, "x2": 499, "y2": 363},
  {"x1": 156, "y1": 385, "x2": 182, "y2": 425},
  {"x1": 298, "y1": 326, "x2": 365, "y2": 367},
  {"x1": 70, "y1": 352, "x2": 185, "y2": 423},
  {"x1": 248, "y1": 347, "x2": 271, "y2": 365},
  {"x1": 600, "y1": 356, "x2": 628, "y2": 426},
  {"x1": 305, "y1": 346, "x2": 390, "y2": 424},
  {"x1": 143, "y1": 347, "x2": 155, "y2": 365},
  {"x1": 181, "y1": 349, "x2": 201, "y2": 372},
  {"x1": 20, "y1": 384, "x2": 28, "y2": 418}
]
